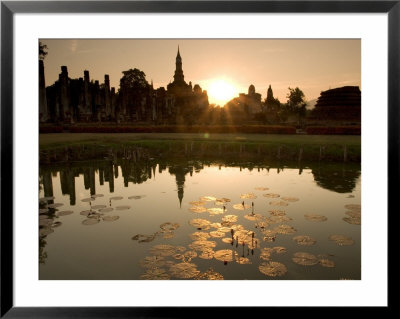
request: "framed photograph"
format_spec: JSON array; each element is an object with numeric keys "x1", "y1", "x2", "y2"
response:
[{"x1": 1, "y1": 0, "x2": 396, "y2": 316}]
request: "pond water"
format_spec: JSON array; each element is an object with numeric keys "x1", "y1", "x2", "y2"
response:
[{"x1": 39, "y1": 158, "x2": 361, "y2": 280}]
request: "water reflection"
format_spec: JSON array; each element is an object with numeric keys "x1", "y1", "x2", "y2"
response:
[{"x1": 40, "y1": 158, "x2": 360, "y2": 209}]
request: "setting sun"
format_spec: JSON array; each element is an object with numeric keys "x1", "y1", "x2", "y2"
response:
[{"x1": 206, "y1": 79, "x2": 238, "y2": 106}]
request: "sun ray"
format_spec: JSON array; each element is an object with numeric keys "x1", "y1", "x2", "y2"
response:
[{"x1": 206, "y1": 79, "x2": 238, "y2": 106}]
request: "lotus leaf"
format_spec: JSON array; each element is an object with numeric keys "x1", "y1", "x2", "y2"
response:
[
  {"x1": 91, "y1": 205, "x2": 106, "y2": 210},
  {"x1": 263, "y1": 193, "x2": 280, "y2": 198},
  {"x1": 293, "y1": 235, "x2": 316, "y2": 246},
  {"x1": 57, "y1": 210, "x2": 73, "y2": 217},
  {"x1": 39, "y1": 227, "x2": 54, "y2": 237},
  {"x1": 269, "y1": 210, "x2": 286, "y2": 216},
  {"x1": 189, "y1": 206, "x2": 207, "y2": 213},
  {"x1": 259, "y1": 261, "x2": 288, "y2": 277},
  {"x1": 221, "y1": 215, "x2": 238, "y2": 223},
  {"x1": 169, "y1": 263, "x2": 200, "y2": 279},
  {"x1": 304, "y1": 214, "x2": 328, "y2": 222},
  {"x1": 189, "y1": 201, "x2": 205, "y2": 206},
  {"x1": 150, "y1": 244, "x2": 176, "y2": 257},
  {"x1": 139, "y1": 256, "x2": 166, "y2": 268},
  {"x1": 274, "y1": 224, "x2": 297, "y2": 234},
  {"x1": 189, "y1": 232, "x2": 210, "y2": 241},
  {"x1": 214, "y1": 249, "x2": 235, "y2": 262},
  {"x1": 81, "y1": 198, "x2": 93, "y2": 202},
  {"x1": 116, "y1": 206, "x2": 131, "y2": 210},
  {"x1": 207, "y1": 208, "x2": 224, "y2": 215},
  {"x1": 281, "y1": 197, "x2": 299, "y2": 202},
  {"x1": 240, "y1": 193, "x2": 257, "y2": 199},
  {"x1": 198, "y1": 249, "x2": 215, "y2": 260},
  {"x1": 343, "y1": 217, "x2": 361, "y2": 225},
  {"x1": 254, "y1": 187, "x2": 269, "y2": 191},
  {"x1": 99, "y1": 207, "x2": 113, "y2": 213},
  {"x1": 140, "y1": 268, "x2": 170, "y2": 280},
  {"x1": 195, "y1": 268, "x2": 224, "y2": 280},
  {"x1": 110, "y1": 196, "x2": 123, "y2": 200},
  {"x1": 233, "y1": 204, "x2": 251, "y2": 210},
  {"x1": 189, "y1": 240, "x2": 217, "y2": 251},
  {"x1": 189, "y1": 219, "x2": 211, "y2": 230},
  {"x1": 319, "y1": 259, "x2": 335, "y2": 268},
  {"x1": 102, "y1": 216, "x2": 119, "y2": 222},
  {"x1": 82, "y1": 218, "x2": 100, "y2": 226},
  {"x1": 200, "y1": 196, "x2": 217, "y2": 202},
  {"x1": 292, "y1": 252, "x2": 319, "y2": 266}
]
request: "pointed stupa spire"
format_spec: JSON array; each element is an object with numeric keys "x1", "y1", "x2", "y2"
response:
[{"x1": 177, "y1": 45, "x2": 181, "y2": 58}]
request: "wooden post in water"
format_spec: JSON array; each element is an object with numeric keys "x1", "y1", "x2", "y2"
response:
[{"x1": 343, "y1": 145, "x2": 347, "y2": 162}]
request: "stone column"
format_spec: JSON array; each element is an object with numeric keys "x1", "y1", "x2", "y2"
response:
[
  {"x1": 83, "y1": 70, "x2": 91, "y2": 115},
  {"x1": 104, "y1": 75, "x2": 111, "y2": 117},
  {"x1": 39, "y1": 60, "x2": 48, "y2": 122},
  {"x1": 59, "y1": 66, "x2": 71, "y2": 122}
]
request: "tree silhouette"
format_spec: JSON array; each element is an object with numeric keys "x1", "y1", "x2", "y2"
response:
[
  {"x1": 39, "y1": 41, "x2": 48, "y2": 60},
  {"x1": 286, "y1": 87, "x2": 307, "y2": 125}
]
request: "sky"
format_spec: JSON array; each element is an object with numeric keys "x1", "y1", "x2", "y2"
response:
[{"x1": 40, "y1": 39, "x2": 361, "y2": 106}]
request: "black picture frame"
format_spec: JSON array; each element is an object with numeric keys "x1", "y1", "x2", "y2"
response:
[{"x1": 1, "y1": 1, "x2": 396, "y2": 317}]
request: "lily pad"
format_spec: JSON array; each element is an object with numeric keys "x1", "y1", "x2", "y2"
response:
[
  {"x1": 209, "y1": 231, "x2": 225, "y2": 238},
  {"x1": 263, "y1": 193, "x2": 280, "y2": 198},
  {"x1": 132, "y1": 234, "x2": 156, "y2": 243},
  {"x1": 254, "y1": 187, "x2": 269, "y2": 191},
  {"x1": 244, "y1": 213, "x2": 263, "y2": 221},
  {"x1": 99, "y1": 207, "x2": 113, "y2": 213},
  {"x1": 57, "y1": 210, "x2": 74, "y2": 217},
  {"x1": 172, "y1": 253, "x2": 184, "y2": 260},
  {"x1": 139, "y1": 256, "x2": 166, "y2": 268},
  {"x1": 91, "y1": 205, "x2": 106, "y2": 210},
  {"x1": 343, "y1": 217, "x2": 361, "y2": 225},
  {"x1": 198, "y1": 249, "x2": 215, "y2": 260},
  {"x1": 292, "y1": 252, "x2": 319, "y2": 266},
  {"x1": 163, "y1": 232, "x2": 175, "y2": 239},
  {"x1": 116, "y1": 206, "x2": 131, "y2": 210},
  {"x1": 160, "y1": 222, "x2": 180, "y2": 231},
  {"x1": 233, "y1": 204, "x2": 251, "y2": 210},
  {"x1": 329, "y1": 235, "x2": 355, "y2": 246},
  {"x1": 319, "y1": 259, "x2": 335, "y2": 268},
  {"x1": 269, "y1": 210, "x2": 286, "y2": 216},
  {"x1": 345, "y1": 211, "x2": 361, "y2": 218},
  {"x1": 195, "y1": 268, "x2": 224, "y2": 280},
  {"x1": 82, "y1": 218, "x2": 100, "y2": 226},
  {"x1": 169, "y1": 263, "x2": 200, "y2": 279},
  {"x1": 274, "y1": 224, "x2": 297, "y2": 234},
  {"x1": 189, "y1": 232, "x2": 211, "y2": 241},
  {"x1": 344, "y1": 204, "x2": 361, "y2": 211},
  {"x1": 189, "y1": 240, "x2": 217, "y2": 251},
  {"x1": 81, "y1": 198, "x2": 94, "y2": 203},
  {"x1": 293, "y1": 235, "x2": 317, "y2": 246},
  {"x1": 39, "y1": 208, "x2": 49, "y2": 214},
  {"x1": 255, "y1": 221, "x2": 269, "y2": 229},
  {"x1": 221, "y1": 215, "x2": 238, "y2": 223},
  {"x1": 304, "y1": 214, "x2": 328, "y2": 222},
  {"x1": 110, "y1": 196, "x2": 123, "y2": 200},
  {"x1": 200, "y1": 196, "x2": 217, "y2": 202},
  {"x1": 128, "y1": 195, "x2": 146, "y2": 200},
  {"x1": 236, "y1": 257, "x2": 252, "y2": 264},
  {"x1": 207, "y1": 208, "x2": 224, "y2": 215},
  {"x1": 184, "y1": 250, "x2": 198, "y2": 261},
  {"x1": 102, "y1": 215, "x2": 119, "y2": 222},
  {"x1": 140, "y1": 268, "x2": 170, "y2": 280},
  {"x1": 80, "y1": 210, "x2": 94, "y2": 216},
  {"x1": 189, "y1": 218, "x2": 211, "y2": 230},
  {"x1": 39, "y1": 227, "x2": 54, "y2": 237},
  {"x1": 214, "y1": 249, "x2": 235, "y2": 262},
  {"x1": 150, "y1": 244, "x2": 176, "y2": 257},
  {"x1": 259, "y1": 261, "x2": 288, "y2": 277},
  {"x1": 189, "y1": 200, "x2": 205, "y2": 206},
  {"x1": 47, "y1": 203, "x2": 64, "y2": 208},
  {"x1": 39, "y1": 218, "x2": 52, "y2": 227},
  {"x1": 39, "y1": 196, "x2": 55, "y2": 201},
  {"x1": 221, "y1": 237, "x2": 234, "y2": 244},
  {"x1": 281, "y1": 197, "x2": 299, "y2": 202},
  {"x1": 240, "y1": 193, "x2": 257, "y2": 199},
  {"x1": 269, "y1": 216, "x2": 292, "y2": 223},
  {"x1": 91, "y1": 194, "x2": 104, "y2": 198},
  {"x1": 273, "y1": 246, "x2": 287, "y2": 254},
  {"x1": 52, "y1": 221, "x2": 62, "y2": 228},
  {"x1": 269, "y1": 201, "x2": 289, "y2": 207},
  {"x1": 260, "y1": 248, "x2": 273, "y2": 260}
]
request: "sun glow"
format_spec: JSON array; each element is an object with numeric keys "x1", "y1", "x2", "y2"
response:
[{"x1": 207, "y1": 79, "x2": 238, "y2": 106}]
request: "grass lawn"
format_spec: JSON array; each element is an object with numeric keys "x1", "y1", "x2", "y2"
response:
[{"x1": 39, "y1": 133, "x2": 361, "y2": 149}]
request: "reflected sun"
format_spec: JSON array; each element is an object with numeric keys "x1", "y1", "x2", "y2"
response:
[{"x1": 207, "y1": 79, "x2": 238, "y2": 107}]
